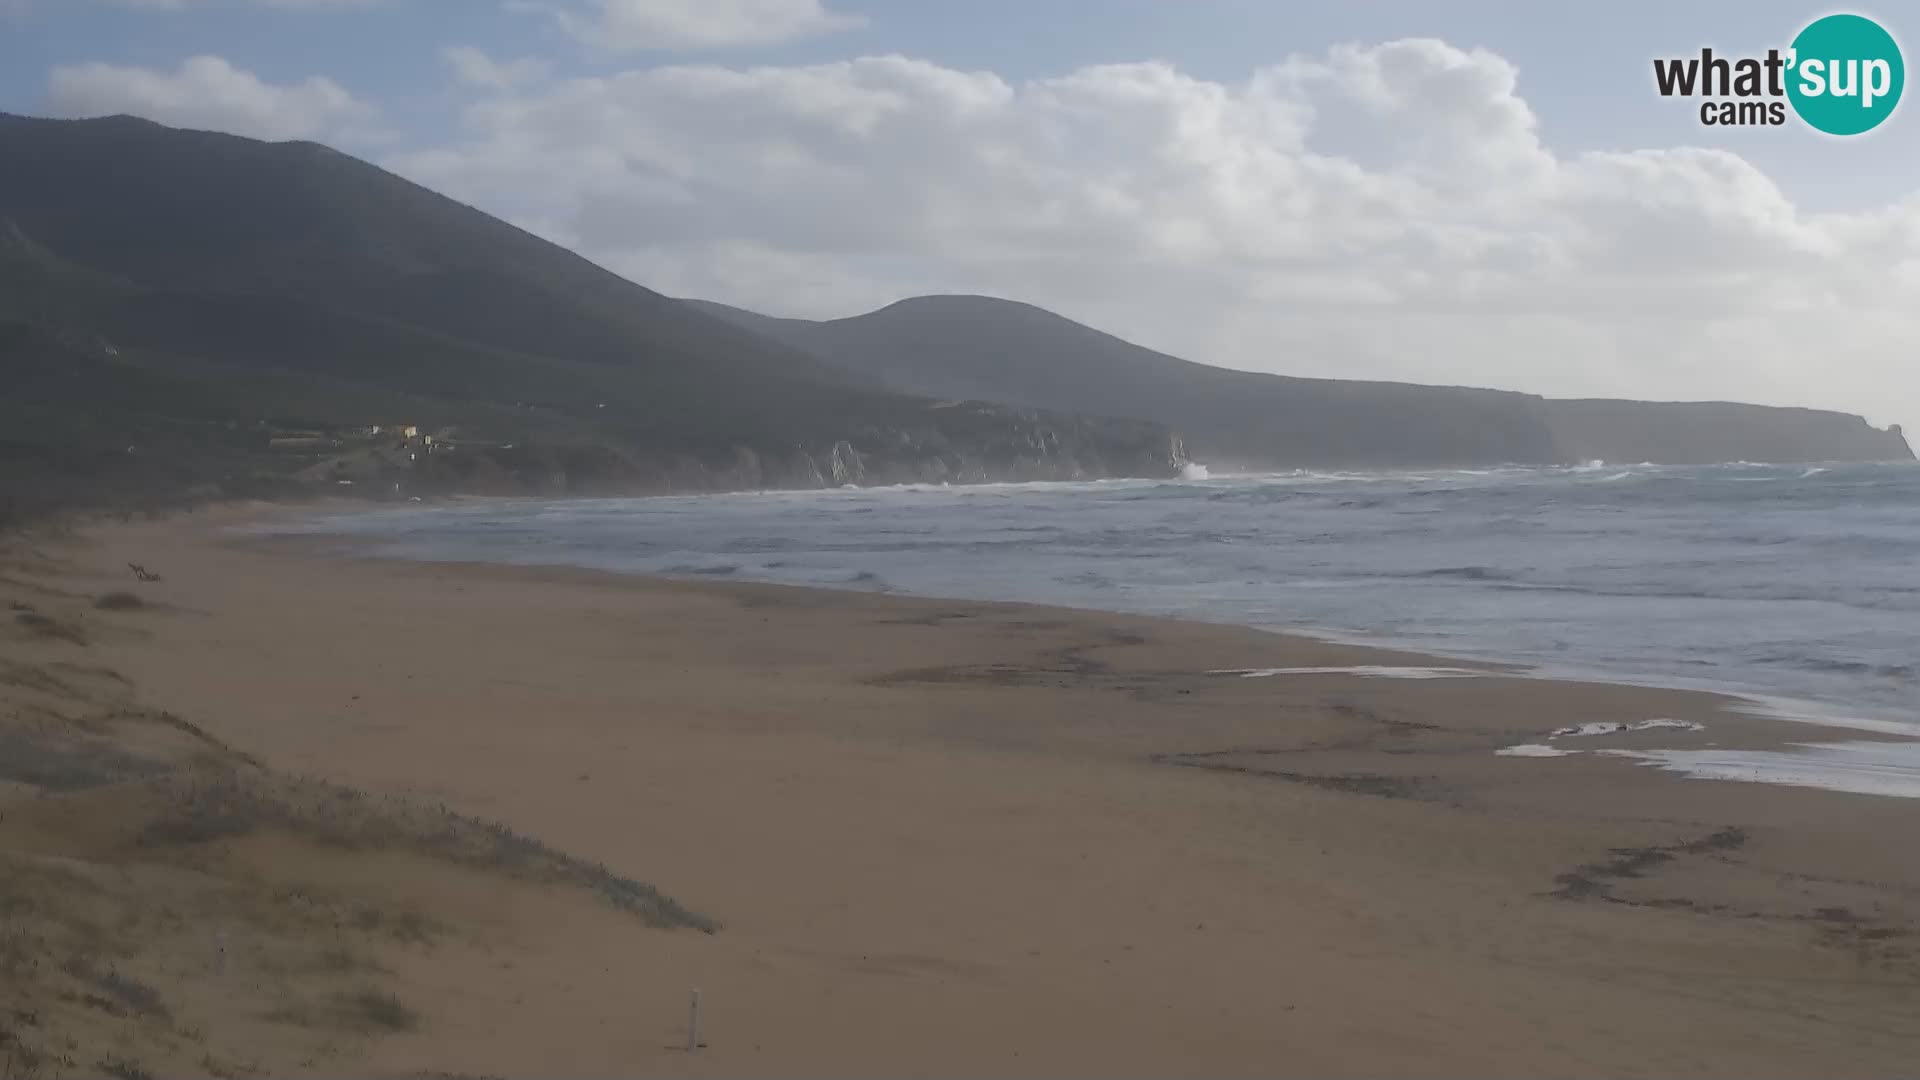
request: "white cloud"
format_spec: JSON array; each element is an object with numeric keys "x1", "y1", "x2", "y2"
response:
[
  {"x1": 515, "y1": 0, "x2": 865, "y2": 51},
  {"x1": 442, "y1": 46, "x2": 550, "y2": 90},
  {"x1": 384, "y1": 39, "x2": 1920, "y2": 428},
  {"x1": 103, "y1": 0, "x2": 388, "y2": 8},
  {"x1": 44, "y1": 55, "x2": 381, "y2": 143}
]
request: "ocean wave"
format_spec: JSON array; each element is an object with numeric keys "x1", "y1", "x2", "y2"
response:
[
  {"x1": 1471, "y1": 579, "x2": 1918, "y2": 610},
  {"x1": 1753, "y1": 656, "x2": 1915, "y2": 679},
  {"x1": 1601, "y1": 742, "x2": 1920, "y2": 799},
  {"x1": 1211, "y1": 488, "x2": 1303, "y2": 504},
  {"x1": 1407, "y1": 566, "x2": 1517, "y2": 581}
]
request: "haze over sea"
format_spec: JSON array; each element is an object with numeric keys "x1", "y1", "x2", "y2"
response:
[{"x1": 287, "y1": 462, "x2": 1920, "y2": 730}]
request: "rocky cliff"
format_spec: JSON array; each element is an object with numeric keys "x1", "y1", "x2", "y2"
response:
[
  {"x1": 1544, "y1": 400, "x2": 1913, "y2": 465},
  {"x1": 406, "y1": 403, "x2": 1186, "y2": 497}
]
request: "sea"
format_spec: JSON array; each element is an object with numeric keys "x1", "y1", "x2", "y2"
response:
[{"x1": 272, "y1": 460, "x2": 1920, "y2": 797}]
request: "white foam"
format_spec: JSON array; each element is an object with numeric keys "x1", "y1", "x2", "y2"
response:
[
  {"x1": 1496, "y1": 743, "x2": 1576, "y2": 758},
  {"x1": 1211, "y1": 665, "x2": 1492, "y2": 680},
  {"x1": 1179, "y1": 462, "x2": 1212, "y2": 481},
  {"x1": 1727, "y1": 696, "x2": 1920, "y2": 738},
  {"x1": 1599, "y1": 742, "x2": 1920, "y2": 800},
  {"x1": 1551, "y1": 719, "x2": 1705, "y2": 739}
]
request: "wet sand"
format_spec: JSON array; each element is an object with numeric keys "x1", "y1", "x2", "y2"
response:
[{"x1": 2, "y1": 505, "x2": 1917, "y2": 1077}]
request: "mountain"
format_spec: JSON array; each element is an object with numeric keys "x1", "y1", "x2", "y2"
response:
[
  {"x1": 2, "y1": 111, "x2": 1904, "y2": 528},
  {"x1": 686, "y1": 296, "x2": 1560, "y2": 468},
  {"x1": 688, "y1": 295, "x2": 1914, "y2": 468},
  {"x1": 0, "y1": 114, "x2": 1183, "y2": 522}
]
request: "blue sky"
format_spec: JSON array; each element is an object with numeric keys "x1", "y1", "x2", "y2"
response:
[{"x1": 3, "y1": 1, "x2": 1917, "y2": 426}]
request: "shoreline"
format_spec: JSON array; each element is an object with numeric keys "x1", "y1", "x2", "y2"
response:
[
  {"x1": 247, "y1": 497, "x2": 1920, "y2": 784},
  {"x1": 3, "y1": 507, "x2": 1918, "y2": 1076}
]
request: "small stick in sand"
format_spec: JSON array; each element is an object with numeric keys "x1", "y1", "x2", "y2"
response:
[{"x1": 688, "y1": 988, "x2": 704, "y2": 1052}]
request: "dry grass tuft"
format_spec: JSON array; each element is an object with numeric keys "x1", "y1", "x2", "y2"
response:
[
  {"x1": 137, "y1": 773, "x2": 716, "y2": 931},
  {"x1": 97, "y1": 1055, "x2": 156, "y2": 1080},
  {"x1": 60, "y1": 956, "x2": 170, "y2": 1020},
  {"x1": 335, "y1": 988, "x2": 420, "y2": 1032}
]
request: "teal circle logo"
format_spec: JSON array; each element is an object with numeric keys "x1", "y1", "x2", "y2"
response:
[{"x1": 1787, "y1": 13, "x2": 1904, "y2": 135}]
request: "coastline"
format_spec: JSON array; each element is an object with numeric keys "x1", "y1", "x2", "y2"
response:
[
  {"x1": 258, "y1": 490, "x2": 1920, "y2": 766},
  {"x1": 2, "y1": 505, "x2": 1918, "y2": 1076},
  {"x1": 261, "y1": 471, "x2": 1920, "y2": 735}
]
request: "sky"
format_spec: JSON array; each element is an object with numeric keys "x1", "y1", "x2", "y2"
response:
[{"x1": 3, "y1": 1, "x2": 1917, "y2": 430}]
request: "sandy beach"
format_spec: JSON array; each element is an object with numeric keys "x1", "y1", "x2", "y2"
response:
[{"x1": 2, "y1": 504, "x2": 1917, "y2": 1078}]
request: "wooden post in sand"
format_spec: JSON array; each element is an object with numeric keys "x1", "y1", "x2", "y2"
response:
[{"x1": 688, "y1": 989, "x2": 703, "y2": 1052}]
